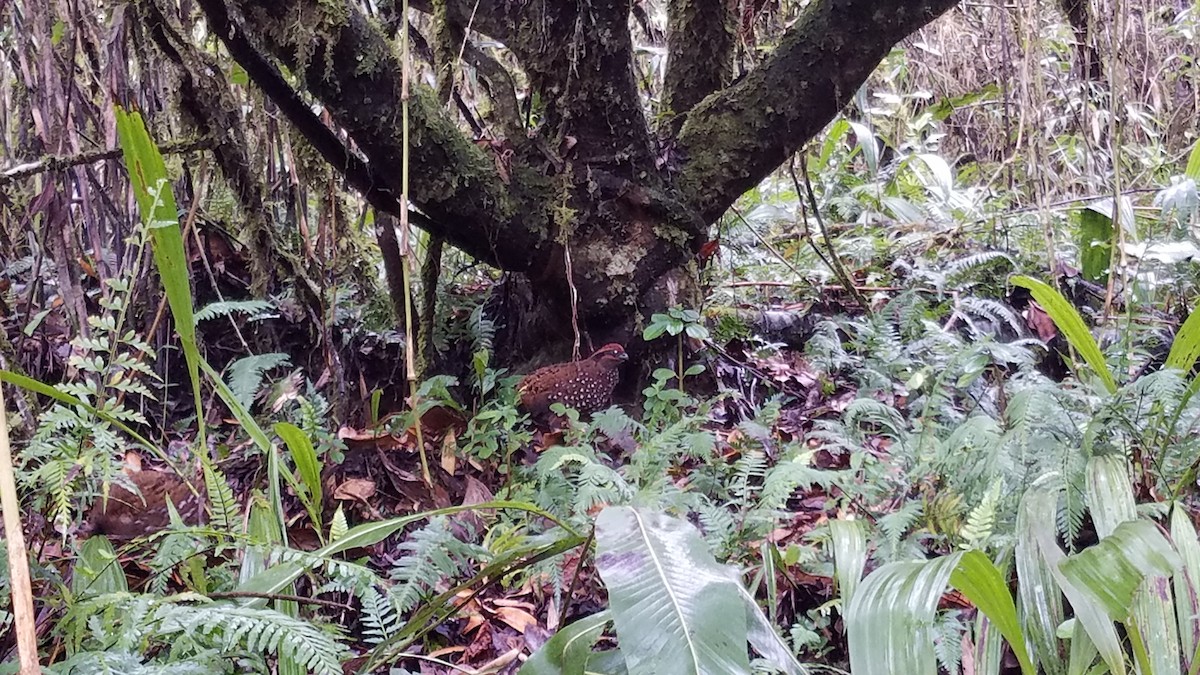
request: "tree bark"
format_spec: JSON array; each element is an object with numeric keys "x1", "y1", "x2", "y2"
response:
[
  {"x1": 187, "y1": 0, "x2": 961, "y2": 361},
  {"x1": 673, "y1": 0, "x2": 961, "y2": 222},
  {"x1": 664, "y1": 0, "x2": 736, "y2": 129},
  {"x1": 198, "y1": 0, "x2": 551, "y2": 274},
  {"x1": 142, "y1": 0, "x2": 278, "y2": 296},
  {"x1": 1057, "y1": 0, "x2": 1103, "y2": 82}
]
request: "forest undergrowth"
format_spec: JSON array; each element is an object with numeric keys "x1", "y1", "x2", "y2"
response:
[{"x1": 2, "y1": 1, "x2": 1200, "y2": 674}]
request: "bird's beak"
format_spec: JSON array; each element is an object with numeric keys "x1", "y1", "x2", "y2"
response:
[{"x1": 618, "y1": 352, "x2": 629, "y2": 361}]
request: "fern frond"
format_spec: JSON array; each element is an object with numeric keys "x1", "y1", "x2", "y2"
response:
[
  {"x1": 360, "y1": 586, "x2": 403, "y2": 645},
  {"x1": 757, "y1": 455, "x2": 842, "y2": 511},
  {"x1": 203, "y1": 464, "x2": 239, "y2": 531},
  {"x1": 959, "y1": 479, "x2": 1002, "y2": 549},
  {"x1": 390, "y1": 517, "x2": 488, "y2": 613},
  {"x1": 148, "y1": 533, "x2": 205, "y2": 595},
  {"x1": 728, "y1": 450, "x2": 769, "y2": 503},
  {"x1": 933, "y1": 613, "x2": 966, "y2": 674},
  {"x1": 156, "y1": 601, "x2": 344, "y2": 675},
  {"x1": 958, "y1": 296, "x2": 1024, "y2": 336},
  {"x1": 944, "y1": 251, "x2": 1016, "y2": 283},
  {"x1": 877, "y1": 501, "x2": 924, "y2": 553},
  {"x1": 194, "y1": 299, "x2": 274, "y2": 323},
  {"x1": 224, "y1": 353, "x2": 292, "y2": 412}
]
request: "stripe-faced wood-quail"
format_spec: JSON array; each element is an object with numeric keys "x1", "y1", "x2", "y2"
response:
[
  {"x1": 78, "y1": 469, "x2": 206, "y2": 540},
  {"x1": 518, "y1": 343, "x2": 629, "y2": 424}
]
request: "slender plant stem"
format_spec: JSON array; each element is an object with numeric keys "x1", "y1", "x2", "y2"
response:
[
  {"x1": 792, "y1": 154, "x2": 870, "y2": 313},
  {"x1": 677, "y1": 335, "x2": 685, "y2": 391},
  {"x1": 400, "y1": 1, "x2": 431, "y2": 485},
  {"x1": 206, "y1": 591, "x2": 354, "y2": 610}
]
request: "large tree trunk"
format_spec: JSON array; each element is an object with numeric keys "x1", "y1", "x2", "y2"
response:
[{"x1": 185, "y1": 0, "x2": 960, "y2": 364}]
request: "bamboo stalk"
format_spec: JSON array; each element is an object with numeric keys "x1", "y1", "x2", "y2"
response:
[{"x1": 0, "y1": 384, "x2": 42, "y2": 674}]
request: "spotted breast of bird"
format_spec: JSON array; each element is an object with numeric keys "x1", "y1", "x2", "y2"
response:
[
  {"x1": 79, "y1": 469, "x2": 207, "y2": 540},
  {"x1": 517, "y1": 343, "x2": 629, "y2": 424}
]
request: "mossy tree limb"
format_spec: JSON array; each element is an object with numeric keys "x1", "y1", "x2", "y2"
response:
[
  {"x1": 674, "y1": 0, "x2": 960, "y2": 222},
  {"x1": 663, "y1": 0, "x2": 735, "y2": 128},
  {"x1": 200, "y1": 0, "x2": 551, "y2": 274},
  {"x1": 186, "y1": 0, "x2": 960, "y2": 359},
  {"x1": 142, "y1": 0, "x2": 279, "y2": 296}
]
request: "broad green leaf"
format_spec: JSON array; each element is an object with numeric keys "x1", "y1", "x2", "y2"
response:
[
  {"x1": 1165, "y1": 302, "x2": 1200, "y2": 373},
  {"x1": 846, "y1": 554, "x2": 963, "y2": 675},
  {"x1": 1010, "y1": 276, "x2": 1117, "y2": 394},
  {"x1": 1015, "y1": 475, "x2": 1067, "y2": 675},
  {"x1": 1060, "y1": 520, "x2": 1181, "y2": 619},
  {"x1": 230, "y1": 63, "x2": 249, "y2": 86},
  {"x1": 816, "y1": 118, "x2": 850, "y2": 168},
  {"x1": 1086, "y1": 197, "x2": 1138, "y2": 239},
  {"x1": 73, "y1": 536, "x2": 128, "y2": 597},
  {"x1": 595, "y1": 506, "x2": 751, "y2": 675},
  {"x1": 1186, "y1": 138, "x2": 1200, "y2": 181},
  {"x1": 115, "y1": 107, "x2": 201, "y2": 408},
  {"x1": 1086, "y1": 457, "x2": 1181, "y2": 674},
  {"x1": 238, "y1": 494, "x2": 275, "y2": 585},
  {"x1": 881, "y1": 195, "x2": 926, "y2": 223},
  {"x1": 518, "y1": 611, "x2": 615, "y2": 675},
  {"x1": 1086, "y1": 455, "x2": 1137, "y2": 537},
  {"x1": 928, "y1": 85, "x2": 1000, "y2": 121},
  {"x1": 829, "y1": 519, "x2": 867, "y2": 608},
  {"x1": 1023, "y1": 478, "x2": 1127, "y2": 674},
  {"x1": 950, "y1": 551, "x2": 1035, "y2": 675},
  {"x1": 1078, "y1": 207, "x2": 1113, "y2": 284},
  {"x1": 914, "y1": 153, "x2": 954, "y2": 200},
  {"x1": 1133, "y1": 575, "x2": 1180, "y2": 675},
  {"x1": 274, "y1": 422, "x2": 324, "y2": 535},
  {"x1": 848, "y1": 121, "x2": 879, "y2": 175},
  {"x1": 1170, "y1": 506, "x2": 1200, "y2": 661},
  {"x1": 735, "y1": 577, "x2": 808, "y2": 675},
  {"x1": 643, "y1": 323, "x2": 667, "y2": 341},
  {"x1": 1066, "y1": 619, "x2": 1099, "y2": 675},
  {"x1": 972, "y1": 614, "x2": 1005, "y2": 675}
]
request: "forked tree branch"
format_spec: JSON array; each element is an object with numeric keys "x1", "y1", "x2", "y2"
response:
[
  {"x1": 673, "y1": 0, "x2": 961, "y2": 222},
  {"x1": 198, "y1": 0, "x2": 554, "y2": 272}
]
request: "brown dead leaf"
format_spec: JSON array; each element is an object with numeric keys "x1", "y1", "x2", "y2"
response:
[
  {"x1": 462, "y1": 476, "x2": 494, "y2": 508},
  {"x1": 476, "y1": 647, "x2": 523, "y2": 672},
  {"x1": 462, "y1": 620, "x2": 494, "y2": 662},
  {"x1": 492, "y1": 598, "x2": 536, "y2": 610},
  {"x1": 413, "y1": 404, "x2": 468, "y2": 438},
  {"x1": 427, "y1": 645, "x2": 466, "y2": 660},
  {"x1": 441, "y1": 428, "x2": 458, "y2": 475},
  {"x1": 1025, "y1": 302, "x2": 1058, "y2": 341},
  {"x1": 463, "y1": 612, "x2": 486, "y2": 634},
  {"x1": 338, "y1": 426, "x2": 406, "y2": 452},
  {"x1": 452, "y1": 476, "x2": 495, "y2": 536},
  {"x1": 333, "y1": 478, "x2": 376, "y2": 502},
  {"x1": 494, "y1": 606, "x2": 538, "y2": 634},
  {"x1": 123, "y1": 451, "x2": 143, "y2": 472}
]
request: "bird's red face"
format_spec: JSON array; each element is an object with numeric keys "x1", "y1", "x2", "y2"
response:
[{"x1": 590, "y1": 343, "x2": 629, "y2": 368}]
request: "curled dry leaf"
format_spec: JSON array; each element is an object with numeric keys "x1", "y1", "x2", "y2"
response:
[
  {"x1": 332, "y1": 477, "x2": 376, "y2": 502},
  {"x1": 493, "y1": 606, "x2": 538, "y2": 634}
]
